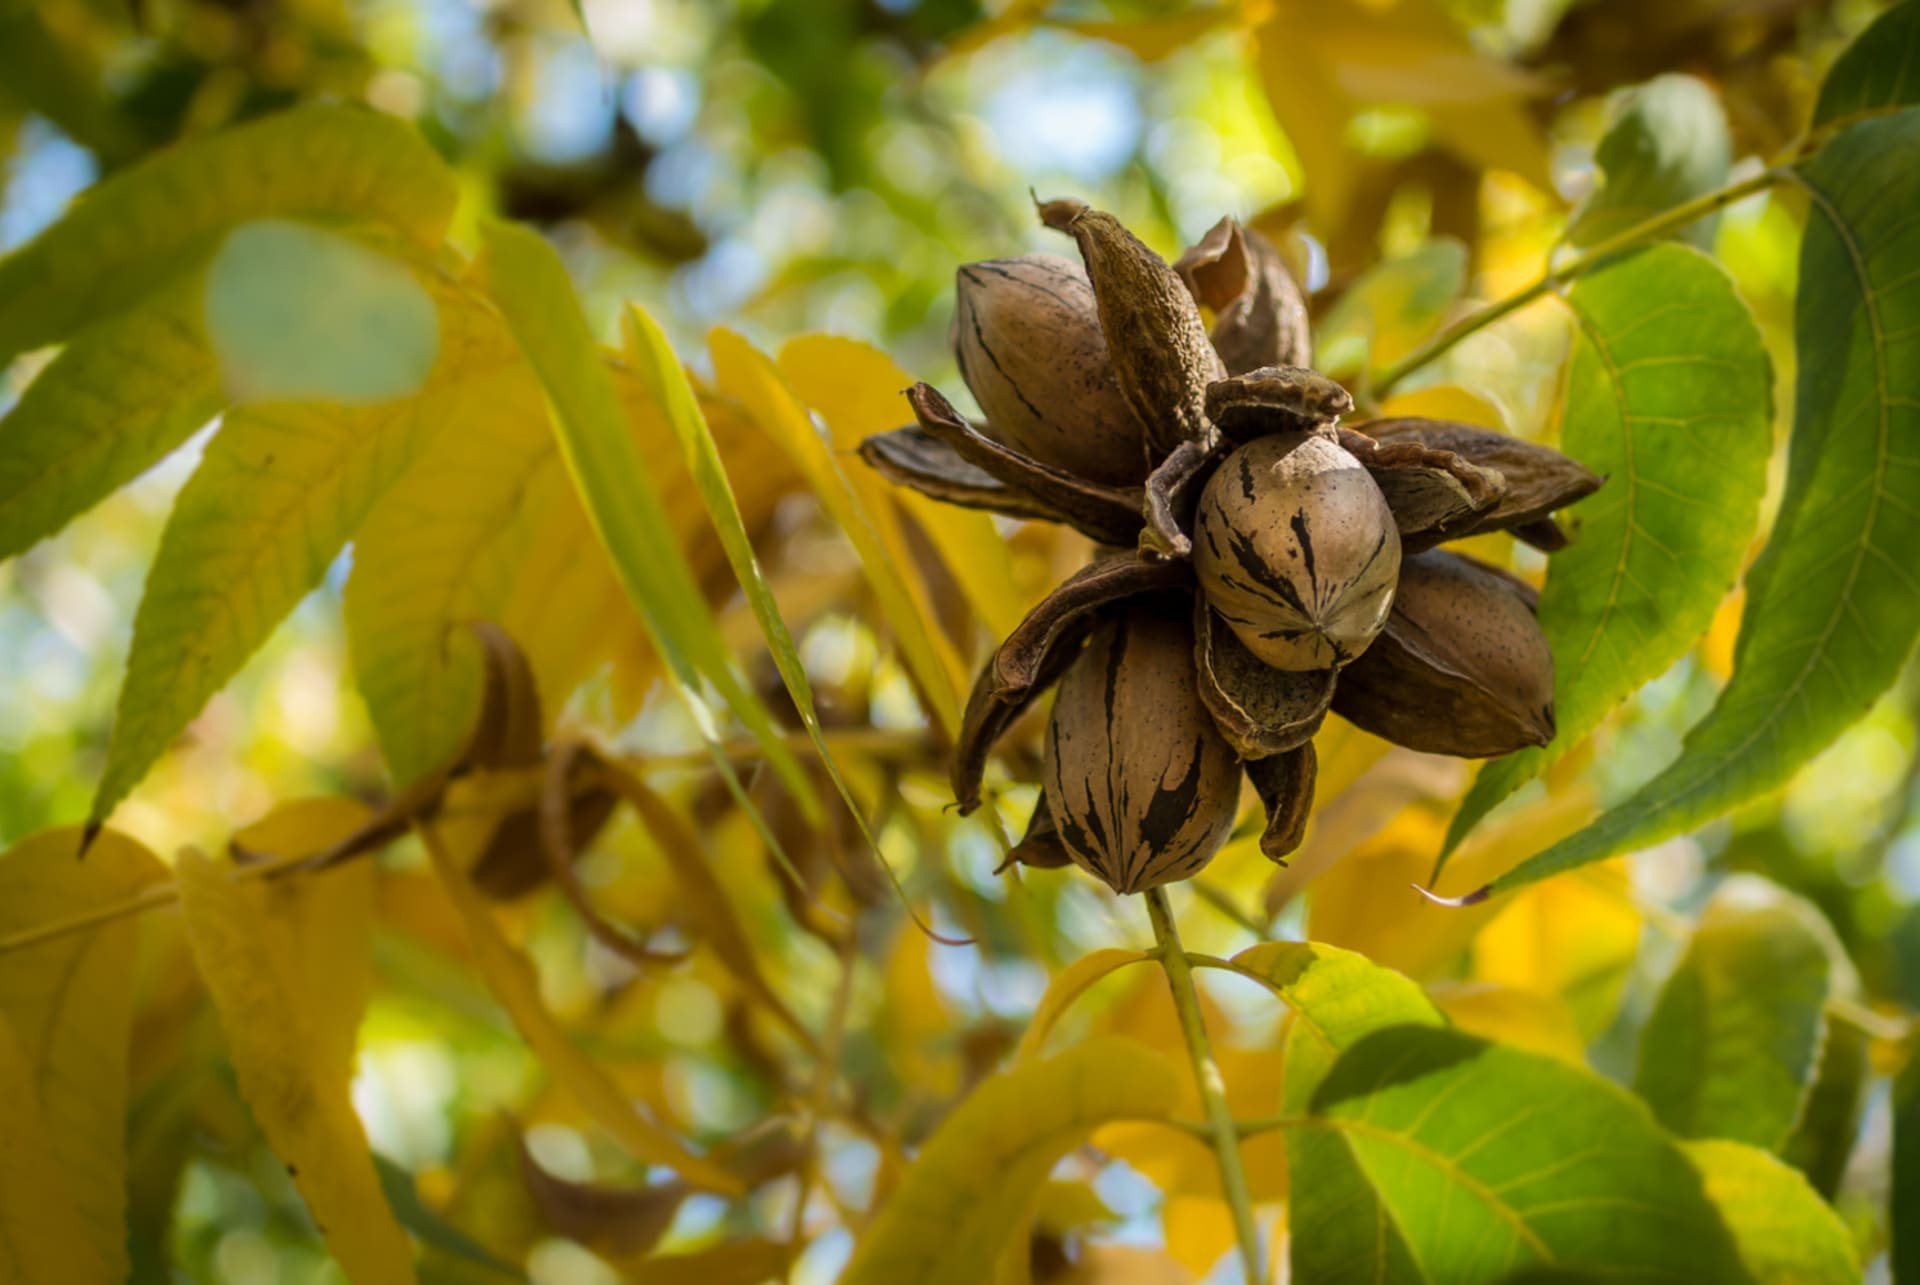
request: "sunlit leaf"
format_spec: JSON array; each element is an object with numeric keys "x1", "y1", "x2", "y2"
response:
[
  {"x1": 1683, "y1": 1140, "x2": 1858, "y2": 1284},
  {"x1": 176, "y1": 808, "x2": 414, "y2": 1284},
  {"x1": 1470, "y1": 865, "x2": 1641, "y2": 1040},
  {"x1": 418, "y1": 822, "x2": 744, "y2": 1195},
  {"x1": 779, "y1": 333, "x2": 1026, "y2": 641},
  {"x1": 711, "y1": 326, "x2": 966, "y2": 735},
  {"x1": 1015, "y1": 947, "x2": 1153, "y2": 1061},
  {"x1": 843, "y1": 1036, "x2": 1178, "y2": 1285},
  {"x1": 1814, "y1": 0, "x2": 1920, "y2": 125},
  {"x1": 205, "y1": 220, "x2": 440, "y2": 405},
  {"x1": 0, "y1": 103, "x2": 457, "y2": 366},
  {"x1": 1484, "y1": 109, "x2": 1920, "y2": 898},
  {"x1": 476, "y1": 220, "x2": 814, "y2": 812},
  {"x1": 1428, "y1": 981, "x2": 1586, "y2": 1064},
  {"x1": 92, "y1": 282, "x2": 496, "y2": 826},
  {"x1": 1448, "y1": 244, "x2": 1771, "y2": 857},
  {"x1": 0, "y1": 282, "x2": 219, "y2": 561},
  {"x1": 1302, "y1": 1025, "x2": 1748, "y2": 1282},
  {"x1": 1634, "y1": 877, "x2": 1854, "y2": 1156},
  {"x1": 1567, "y1": 75, "x2": 1732, "y2": 249},
  {"x1": 0, "y1": 827, "x2": 165, "y2": 1281},
  {"x1": 1317, "y1": 239, "x2": 1467, "y2": 377}
]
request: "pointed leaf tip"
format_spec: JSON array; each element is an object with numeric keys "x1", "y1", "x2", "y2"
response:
[{"x1": 1411, "y1": 882, "x2": 1490, "y2": 908}]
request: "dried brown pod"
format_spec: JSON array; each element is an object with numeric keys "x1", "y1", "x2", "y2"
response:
[
  {"x1": 900, "y1": 382, "x2": 1145, "y2": 546},
  {"x1": 857, "y1": 426, "x2": 1070, "y2": 526},
  {"x1": 1043, "y1": 606, "x2": 1242, "y2": 894},
  {"x1": 1332, "y1": 549, "x2": 1556, "y2": 757},
  {"x1": 995, "y1": 792, "x2": 1076, "y2": 873},
  {"x1": 1193, "y1": 432, "x2": 1401, "y2": 671},
  {"x1": 1205, "y1": 366, "x2": 1354, "y2": 445},
  {"x1": 1359, "y1": 418, "x2": 1602, "y2": 549},
  {"x1": 952, "y1": 253, "x2": 1150, "y2": 485},
  {"x1": 1193, "y1": 598, "x2": 1335, "y2": 760},
  {"x1": 1176, "y1": 217, "x2": 1313, "y2": 375},
  {"x1": 953, "y1": 552, "x2": 1192, "y2": 813},
  {"x1": 1336, "y1": 427, "x2": 1505, "y2": 552},
  {"x1": 1245, "y1": 742, "x2": 1316, "y2": 863},
  {"x1": 1037, "y1": 197, "x2": 1226, "y2": 459}
]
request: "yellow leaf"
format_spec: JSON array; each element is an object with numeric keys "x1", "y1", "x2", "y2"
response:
[
  {"x1": 0, "y1": 1022, "x2": 113, "y2": 1284},
  {"x1": 1052, "y1": 11, "x2": 1236, "y2": 61},
  {"x1": 1016, "y1": 948, "x2": 1155, "y2": 1062},
  {"x1": 1471, "y1": 863, "x2": 1642, "y2": 1039},
  {"x1": 1372, "y1": 383, "x2": 1505, "y2": 426},
  {"x1": 177, "y1": 833, "x2": 413, "y2": 1283},
  {"x1": 1428, "y1": 980, "x2": 1588, "y2": 1064},
  {"x1": 0, "y1": 827, "x2": 165, "y2": 1283},
  {"x1": 711, "y1": 326, "x2": 966, "y2": 736},
  {"x1": 1306, "y1": 784, "x2": 1595, "y2": 978},
  {"x1": 418, "y1": 823, "x2": 744, "y2": 1195},
  {"x1": 844, "y1": 1036, "x2": 1179, "y2": 1284},
  {"x1": 779, "y1": 333, "x2": 1026, "y2": 641}
]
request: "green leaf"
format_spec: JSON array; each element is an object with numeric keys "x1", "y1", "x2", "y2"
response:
[
  {"x1": 1482, "y1": 109, "x2": 1920, "y2": 900},
  {"x1": 1815, "y1": 0, "x2": 1920, "y2": 126},
  {"x1": 1633, "y1": 877, "x2": 1849, "y2": 1154},
  {"x1": 1317, "y1": 238, "x2": 1468, "y2": 377},
  {"x1": 1230, "y1": 941, "x2": 1444, "y2": 1113},
  {"x1": 1446, "y1": 244, "x2": 1771, "y2": 858},
  {"x1": 1895, "y1": 1053, "x2": 1920, "y2": 1282},
  {"x1": 1230, "y1": 942, "x2": 1443, "y2": 1285},
  {"x1": 92, "y1": 313, "x2": 481, "y2": 825},
  {"x1": 842, "y1": 1036, "x2": 1177, "y2": 1285},
  {"x1": 474, "y1": 220, "x2": 815, "y2": 817},
  {"x1": 0, "y1": 103, "x2": 456, "y2": 367},
  {"x1": 205, "y1": 221, "x2": 440, "y2": 405},
  {"x1": 1683, "y1": 1140, "x2": 1859, "y2": 1284},
  {"x1": 1780, "y1": 1001, "x2": 1869, "y2": 1198},
  {"x1": 1301, "y1": 1024, "x2": 1749, "y2": 1283},
  {"x1": 0, "y1": 283, "x2": 220, "y2": 561},
  {"x1": 1567, "y1": 75, "x2": 1732, "y2": 250},
  {"x1": 373, "y1": 1156, "x2": 525, "y2": 1282}
]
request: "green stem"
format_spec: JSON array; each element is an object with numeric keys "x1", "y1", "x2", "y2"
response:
[
  {"x1": 1145, "y1": 886, "x2": 1265, "y2": 1284},
  {"x1": 1373, "y1": 167, "x2": 1786, "y2": 397}
]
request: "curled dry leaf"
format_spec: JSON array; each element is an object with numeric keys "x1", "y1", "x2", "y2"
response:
[
  {"x1": 1043, "y1": 605, "x2": 1241, "y2": 894},
  {"x1": 1360, "y1": 418, "x2": 1603, "y2": 548},
  {"x1": 1036, "y1": 197, "x2": 1225, "y2": 458},
  {"x1": 905, "y1": 382, "x2": 1144, "y2": 546},
  {"x1": 952, "y1": 552, "x2": 1192, "y2": 813},
  {"x1": 1193, "y1": 598, "x2": 1335, "y2": 760},
  {"x1": 1140, "y1": 437, "x2": 1227, "y2": 559},
  {"x1": 857, "y1": 427, "x2": 1072, "y2": 526},
  {"x1": 1245, "y1": 742, "x2": 1316, "y2": 864},
  {"x1": 997, "y1": 792, "x2": 1076, "y2": 874},
  {"x1": 1205, "y1": 366, "x2": 1354, "y2": 445},
  {"x1": 952, "y1": 253, "x2": 1149, "y2": 485},
  {"x1": 1333, "y1": 549, "x2": 1556, "y2": 757},
  {"x1": 1336, "y1": 426, "x2": 1505, "y2": 552},
  {"x1": 1175, "y1": 216, "x2": 1313, "y2": 374},
  {"x1": 1193, "y1": 432, "x2": 1401, "y2": 672}
]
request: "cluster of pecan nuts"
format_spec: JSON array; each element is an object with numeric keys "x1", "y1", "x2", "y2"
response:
[{"x1": 859, "y1": 200, "x2": 1601, "y2": 895}]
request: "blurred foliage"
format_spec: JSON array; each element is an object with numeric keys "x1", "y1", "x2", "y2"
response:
[{"x1": 3, "y1": 0, "x2": 1920, "y2": 1283}]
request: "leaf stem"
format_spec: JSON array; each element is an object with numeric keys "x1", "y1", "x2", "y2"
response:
[
  {"x1": 1373, "y1": 167, "x2": 1785, "y2": 396},
  {"x1": 1144, "y1": 886, "x2": 1266, "y2": 1284}
]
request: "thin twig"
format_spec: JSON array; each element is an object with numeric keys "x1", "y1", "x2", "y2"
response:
[
  {"x1": 1373, "y1": 167, "x2": 1785, "y2": 396},
  {"x1": 1144, "y1": 887, "x2": 1266, "y2": 1284}
]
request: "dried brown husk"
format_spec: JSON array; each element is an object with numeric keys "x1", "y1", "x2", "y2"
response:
[
  {"x1": 1037, "y1": 197, "x2": 1226, "y2": 459},
  {"x1": 1336, "y1": 427, "x2": 1505, "y2": 552},
  {"x1": 1140, "y1": 437, "x2": 1227, "y2": 560},
  {"x1": 1332, "y1": 549, "x2": 1556, "y2": 757},
  {"x1": 951, "y1": 553, "x2": 1193, "y2": 813},
  {"x1": 1043, "y1": 606, "x2": 1242, "y2": 894},
  {"x1": 1359, "y1": 418, "x2": 1602, "y2": 548},
  {"x1": 1245, "y1": 742, "x2": 1316, "y2": 864},
  {"x1": 1175, "y1": 217, "x2": 1313, "y2": 375},
  {"x1": 1205, "y1": 366, "x2": 1354, "y2": 445},
  {"x1": 1193, "y1": 432, "x2": 1401, "y2": 671},
  {"x1": 996, "y1": 792, "x2": 1075, "y2": 873},
  {"x1": 1193, "y1": 598, "x2": 1335, "y2": 760},
  {"x1": 901, "y1": 382, "x2": 1145, "y2": 545},
  {"x1": 858, "y1": 426, "x2": 1068, "y2": 525},
  {"x1": 952, "y1": 253, "x2": 1151, "y2": 485}
]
